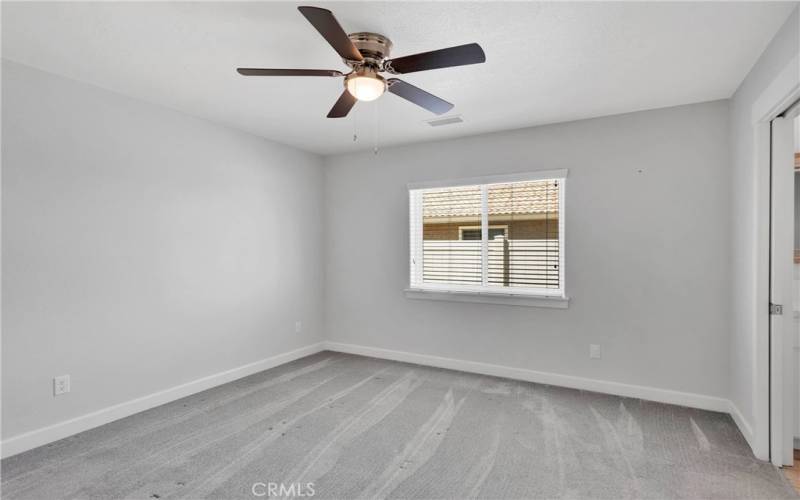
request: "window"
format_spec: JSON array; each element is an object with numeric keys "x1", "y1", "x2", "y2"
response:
[
  {"x1": 408, "y1": 171, "x2": 565, "y2": 298},
  {"x1": 458, "y1": 226, "x2": 507, "y2": 241}
]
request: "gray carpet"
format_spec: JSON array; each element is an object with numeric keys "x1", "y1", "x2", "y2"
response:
[{"x1": 1, "y1": 352, "x2": 796, "y2": 499}]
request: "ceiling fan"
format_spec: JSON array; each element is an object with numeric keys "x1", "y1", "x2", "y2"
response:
[{"x1": 237, "y1": 6, "x2": 486, "y2": 118}]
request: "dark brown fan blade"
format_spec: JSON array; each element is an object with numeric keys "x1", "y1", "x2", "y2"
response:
[
  {"x1": 298, "y1": 6, "x2": 363, "y2": 62},
  {"x1": 387, "y1": 79, "x2": 453, "y2": 115},
  {"x1": 385, "y1": 43, "x2": 485, "y2": 74},
  {"x1": 327, "y1": 90, "x2": 357, "y2": 118},
  {"x1": 237, "y1": 68, "x2": 343, "y2": 77}
]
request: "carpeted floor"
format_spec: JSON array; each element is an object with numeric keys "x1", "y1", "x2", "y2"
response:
[{"x1": 1, "y1": 352, "x2": 796, "y2": 499}]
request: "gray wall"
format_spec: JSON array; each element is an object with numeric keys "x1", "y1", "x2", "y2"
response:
[
  {"x1": 324, "y1": 100, "x2": 731, "y2": 399},
  {"x1": 728, "y1": 6, "x2": 799, "y2": 449},
  {"x1": 1, "y1": 61, "x2": 325, "y2": 439}
]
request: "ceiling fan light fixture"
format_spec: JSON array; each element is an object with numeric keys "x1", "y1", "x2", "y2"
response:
[
  {"x1": 345, "y1": 71, "x2": 386, "y2": 102},
  {"x1": 237, "y1": 7, "x2": 486, "y2": 118}
]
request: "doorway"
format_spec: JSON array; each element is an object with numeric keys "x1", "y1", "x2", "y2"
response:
[
  {"x1": 786, "y1": 117, "x2": 800, "y2": 490},
  {"x1": 770, "y1": 110, "x2": 799, "y2": 469}
]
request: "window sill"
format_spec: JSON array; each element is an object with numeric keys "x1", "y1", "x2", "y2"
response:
[{"x1": 404, "y1": 288, "x2": 569, "y2": 308}]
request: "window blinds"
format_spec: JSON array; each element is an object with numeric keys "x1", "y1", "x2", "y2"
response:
[
  {"x1": 409, "y1": 177, "x2": 564, "y2": 296},
  {"x1": 420, "y1": 185, "x2": 482, "y2": 285}
]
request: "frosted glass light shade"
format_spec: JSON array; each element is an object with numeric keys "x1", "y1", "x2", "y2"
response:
[{"x1": 346, "y1": 75, "x2": 386, "y2": 101}]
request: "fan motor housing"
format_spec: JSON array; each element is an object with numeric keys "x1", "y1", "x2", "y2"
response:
[{"x1": 346, "y1": 32, "x2": 392, "y2": 68}]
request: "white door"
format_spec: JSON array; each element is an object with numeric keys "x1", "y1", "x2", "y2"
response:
[{"x1": 770, "y1": 116, "x2": 796, "y2": 466}]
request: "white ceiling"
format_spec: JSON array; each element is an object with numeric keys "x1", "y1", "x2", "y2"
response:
[{"x1": 2, "y1": 2, "x2": 795, "y2": 155}]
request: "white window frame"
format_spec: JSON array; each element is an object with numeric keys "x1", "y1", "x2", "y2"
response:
[{"x1": 406, "y1": 169, "x2": 568, "y2": 307}]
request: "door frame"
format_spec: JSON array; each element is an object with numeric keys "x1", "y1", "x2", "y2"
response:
[
  {"x1": 752, "y1": 53, "x2": 800, "y2": 463},
  {"x1": 769, "y1": 114, "x2": 797, "y2": 467}
]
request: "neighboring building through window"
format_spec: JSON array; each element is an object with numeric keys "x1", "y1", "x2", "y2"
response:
[{"x1": 409, "y1": 172, "x2": 565, "y2": 297}]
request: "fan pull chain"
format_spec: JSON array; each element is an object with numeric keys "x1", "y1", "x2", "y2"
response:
[
  {"x1": 373, "y1": 99, "x2": 380, "y2": 155},
  {"x1": 353, "y1": 108, "x2": 358, "y2": 142}
]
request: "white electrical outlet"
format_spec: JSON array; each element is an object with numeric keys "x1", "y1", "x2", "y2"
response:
[
  {"x1": 589, "y1": 344, "x2": 601, "y2": 360},
  {"x1": 295, "y1": 321, "x2": 302, "y2": 334},
  {"x1": 53, "y1": 375, "x2": 70, "y2": 396}
]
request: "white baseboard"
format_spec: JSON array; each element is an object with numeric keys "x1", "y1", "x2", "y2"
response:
[
  {"x1": 2, "y1": 340, "x2": 755, "y2": 460},
  {"x1": 323, "y1": 341, "x2": 730, "y2": 413},
  {"x1": 1, "y1": 342, "x2": 326, "y2": 459},
  {"x1": 728, "y1": 401, "x2": 757, "y2": 453}
]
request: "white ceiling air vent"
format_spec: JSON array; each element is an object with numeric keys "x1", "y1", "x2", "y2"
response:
[{"x1": 426, "y1": 115, "x2": 463, "y2": 127}]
